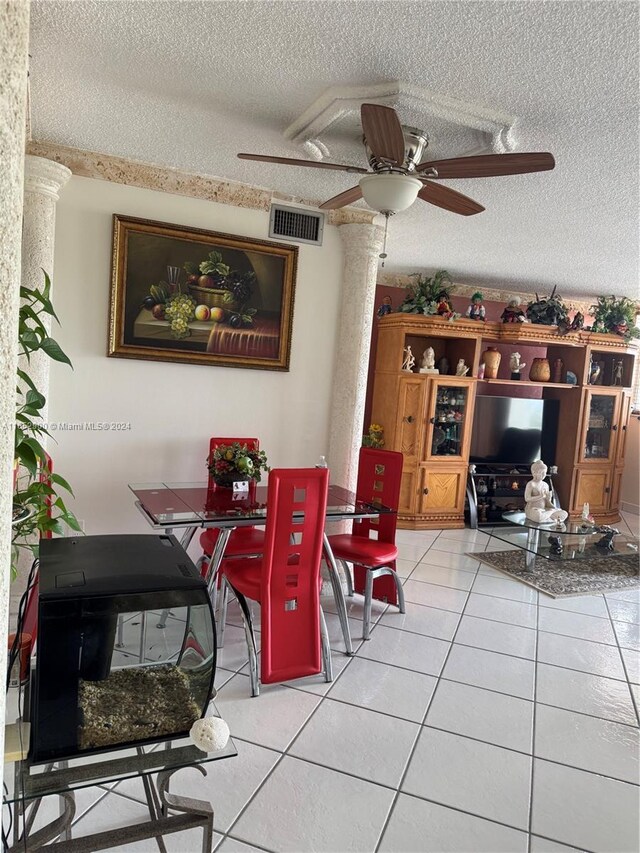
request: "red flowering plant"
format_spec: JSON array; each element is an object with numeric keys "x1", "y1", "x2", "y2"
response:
[{"x1": 207, "y1": 442, "x2": 269, "y2": 486}]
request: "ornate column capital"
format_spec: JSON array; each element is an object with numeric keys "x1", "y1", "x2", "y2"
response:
[{"x1": 24, "y1": 155, "x2": 72, "y2": 200}]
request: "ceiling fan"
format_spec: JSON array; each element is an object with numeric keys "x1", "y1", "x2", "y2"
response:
[{"x1": 238, "y1": 103, "x2": 555, "y2": 216}]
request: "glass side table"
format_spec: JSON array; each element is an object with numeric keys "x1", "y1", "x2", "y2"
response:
[
  {"x1": 491, "y1": 511, "x2": 639, "y2": 572},
  {"x1": 4, "y1": 688, "x2": 236, "y2": 853}
]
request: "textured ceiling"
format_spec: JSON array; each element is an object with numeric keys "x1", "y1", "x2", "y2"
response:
[{"x1": 29, "y1": 1, "x2": 639, "y2": 298}]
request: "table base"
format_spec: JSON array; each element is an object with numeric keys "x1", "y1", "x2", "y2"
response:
[{"x1": 10, "y1": 763, "x2": 214, "y2": 853}]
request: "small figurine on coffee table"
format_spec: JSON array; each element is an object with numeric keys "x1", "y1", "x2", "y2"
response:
[
  {"x1": 501, "y1": 297, "x2": 526, "y2": 323},
  {"x1": 596, "y1": 526, "x2": 619, "y2": 551},
  {"x1": 509, "y1": 352, "x2": 526, "y2": 380},
  {"x1": 465, "y1": 292, "x2": 486, "y2": 321},
  {"x1": 524, "y1": 460, "x2": 568, "y2": 524}
]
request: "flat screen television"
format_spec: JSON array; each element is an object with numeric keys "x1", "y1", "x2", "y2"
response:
[{"x1": 470, "y1": 396, "x2": 559, "y2": 465}]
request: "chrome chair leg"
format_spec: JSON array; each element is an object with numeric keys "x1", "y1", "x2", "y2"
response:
[
  {"x1": 156, "y1": 609, "x2": 169, "y2": 629},
  {"x1": 322, "y1": 534, "x2": 353, "y2": 655},
  {"x1": 218, "y1": 576, "x2": 230, "y2": 649},
  {"x1": 341, "y1": 559, "x2": 354, "y2": 597},
  {"x1": 363, "y1": 569, "x2": 375, "y2": 640},
  {"x1": 233, "y1": 587, "x2": 259, "y2": 697},
  {"x1": 116, "y1": 613, "x2": 125, "y2": 648},
  {"x1": 319, "y1": 606, "x2": 333, "y2": 683}
]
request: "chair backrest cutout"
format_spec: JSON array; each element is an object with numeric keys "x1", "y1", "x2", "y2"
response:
[{"x1": 352, "y1": 447, "x2": 403, "y2": 544}]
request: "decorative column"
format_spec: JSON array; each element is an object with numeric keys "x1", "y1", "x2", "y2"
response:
[
  {"x1": 21, "y1": 155, "x2": 72, "y2": 426},
  {"x1": 328, "y1": 222, "x2": 384, "y2": 492},
  {"x1": 0, "y1": 0, "x2": 30, "y2": 776}
]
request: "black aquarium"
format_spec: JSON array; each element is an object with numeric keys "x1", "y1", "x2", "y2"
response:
[{"x1": 30, "y1": 534, "x2": 216, "y2": 764}]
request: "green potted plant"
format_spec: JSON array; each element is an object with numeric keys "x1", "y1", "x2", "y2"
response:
[
  {"x1": 398, "y1": 270, "x2": 454, "y2": 315},
  {"x1": 207, "y1": 442, "x2": 270, "y2": 488},
  {"x1": 589, "y1": 295, "x2": 640, "y2": 341},
  {"x1": 525, "y1": 286, "x2": 569, "y2": 327},
  {"x1": 12, "y1": 272, "x2": 81, "y2": 578}
]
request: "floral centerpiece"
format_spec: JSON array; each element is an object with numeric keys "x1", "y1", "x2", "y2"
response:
[
  {"x1": 362, "y1": 424, "x2": 385, "y2": 448},
  {"x1": 207, "y1": 443, "x2": 269, "y2": 487}
]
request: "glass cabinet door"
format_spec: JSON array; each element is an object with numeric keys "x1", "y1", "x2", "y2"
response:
[
  {"x1": 582, "y1": 391, "x2": 619, "y2": 463},
  {"x1": 427, "y1": 381, "x2": 472, "y2": 460}
]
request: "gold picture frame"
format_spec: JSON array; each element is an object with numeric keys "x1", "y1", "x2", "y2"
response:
[{"x1": 109, "y1": 215, "x2": 298, "y2": 371}]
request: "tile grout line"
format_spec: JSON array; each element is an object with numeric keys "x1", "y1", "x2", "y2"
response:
[
  {"x1": 373, "y1": 567, "x2": 475, "y2": 853},
  {"x1": 527, "y1": 584, "x2": 541, "y2": 853},
  {"x1": 603, "y1": 596, "x2": 640, "y2": 727}
]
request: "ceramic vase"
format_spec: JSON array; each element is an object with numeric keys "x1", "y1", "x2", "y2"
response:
[
  {"x1": 482, "y1": 346, "x2": 501, "y2": 379},
  {"x1": 530, "y1": 357, "x2": 551, "y2": 382}
]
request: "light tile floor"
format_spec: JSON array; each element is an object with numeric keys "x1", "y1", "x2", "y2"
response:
[{"x1": 26, "y1": 514, "x2": 640, "y2": 852}]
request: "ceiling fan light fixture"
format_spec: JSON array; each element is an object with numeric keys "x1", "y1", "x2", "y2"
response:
[{"x1": 359, "y1": 173, "x2": 422, "y2": 214}]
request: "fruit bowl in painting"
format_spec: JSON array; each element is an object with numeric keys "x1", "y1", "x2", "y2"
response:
[{"x1": 187, "y1": 285, "x2": 238, "y2": 311}]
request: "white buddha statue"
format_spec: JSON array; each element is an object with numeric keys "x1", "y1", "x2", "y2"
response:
[{"x1": 524, "y1": 460, "x2": 568, "y2": 524}]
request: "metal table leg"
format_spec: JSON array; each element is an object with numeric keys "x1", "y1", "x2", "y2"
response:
[
  {"x1": 205, "y1": 527, "x2": 234, "y2": 612},
  {"x1": 525, "y1": 528, "x2": 540, "y2": 572}
]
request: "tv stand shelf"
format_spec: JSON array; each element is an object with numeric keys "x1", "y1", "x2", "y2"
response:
[
  {"x1": 466, "y1": 462, "x2": 558, "y2": 529},
  {"x1": 371, "y1": 314, "x2": 637, "y2": 529}
]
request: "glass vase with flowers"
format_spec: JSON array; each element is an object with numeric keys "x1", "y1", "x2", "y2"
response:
[{"x1": 207, "y1": 443, "x2": 270, "y2": 488}]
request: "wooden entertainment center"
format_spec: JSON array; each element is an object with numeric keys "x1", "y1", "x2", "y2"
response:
[{"x1": 371, "y1": 314, "x2": 637, "y2": 529}]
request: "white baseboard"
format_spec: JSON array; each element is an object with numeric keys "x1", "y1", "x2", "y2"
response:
[{"x1": 621, "y1": 500, "x2": 640, "y2": 516}]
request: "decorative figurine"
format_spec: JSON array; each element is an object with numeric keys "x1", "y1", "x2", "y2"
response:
[
  {"x1": 477, "y1": 478, "x2": 488, "y2": 496},
  {"x1": 419, "y1": 346, "x2": 439, "y2": 374},
  {"x1": 565, "y1": 370, "x2": 578, "y2": 385},
  {"x1": 588, "y1": 358, "x2": 601, "y2": 385},
  {"x1": 455, "y1": 358, "x2": 469, "y2": 376},
  {"x1": 402, "y1": 346, "x2": 415, "y2": 372},
  {"x1": 436, "y1": 291, "x2": 454, "y2": 316},
  {"x1": 613, "y1": 360, "x2": 624, "y2": 386},
  {"x1": 501, "y1": 297, "x2": 526, "y2": 323},
  {"x1": 569, "y1": 311, "x2": 584, "y2": 331},
  {"x1": 466, "y1": 292, "x2": 486, "y2": 321},
  {"x1": 437, "y1": 355, "x2": 450, "y2": 375},
  {"x1": 377, "y1": 295, "x2": 393, "y2": 318},
  {"x1": 422, "y1": 347, "x2": 435, "y2": 369},
  {"x1": 552, "y1": 357, "x2": 564, "y2": 384},
  {"x1": 509, "y1": 352, "x2": 526, "y2": 380},
  {"x1": 596, "y1": 526, "x2": 619, "y2": 551},
  {"x1": 524, "y1": 460, "x2": 568, "y2": 524},
  {"x1": 548, "y1": 534, "x2": 563, "y2": 556}
]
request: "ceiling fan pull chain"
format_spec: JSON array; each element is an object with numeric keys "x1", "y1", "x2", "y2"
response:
[{"x1": 379, "y1": 212, "x2": 391, "y2": 266}]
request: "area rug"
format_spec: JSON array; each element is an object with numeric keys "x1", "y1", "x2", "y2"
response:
[{"x1": 471, "y1": 549, "x2": 640, "y2": 598}]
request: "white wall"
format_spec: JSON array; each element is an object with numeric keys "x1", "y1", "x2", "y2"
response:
[{"x1": 49, "y1": 176, "x2": 343, "y2": 535}]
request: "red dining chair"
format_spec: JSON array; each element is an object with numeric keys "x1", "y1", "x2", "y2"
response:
[
  {"x1": 198, "y1": 436, "x2": 266, "y2": 575},
  {"x1": 218, "y1": 467, "x2": 331, "y2": 697},
  {"x1": 326, "y1": 447, "x2": 405, "y2": 640}
]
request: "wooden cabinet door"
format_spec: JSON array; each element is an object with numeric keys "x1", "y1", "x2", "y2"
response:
[
  {"x1": 418, "y1": 467, "x2": 466, "y2": 516},
  {"x1": 615, "y1": 393, "x2": 632, "y2": 467},
  {"x1": 424, "y1": 377, "x2": 476, "y2": 463},
  {"x1": 394, "y1": 377, "x2": 428, "y2": 463},
  {"x1": 610, "y1": 468, "x2": 624, "y2": 514},
  {"x1": 578, "y1": 389, "x2": 622, "y2": 465},
  {"x1": 398, "y1": 468, "x2": 419, "y2": 516},
  {"x1": 571, "y1": 467, "x2": 612, "y2": 514}
]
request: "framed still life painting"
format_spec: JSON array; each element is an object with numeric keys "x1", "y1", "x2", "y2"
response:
[{"x1": 109, "y1": 215, "x2": 298, "y2": 370}]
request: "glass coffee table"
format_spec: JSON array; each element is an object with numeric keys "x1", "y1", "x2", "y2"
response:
[{"x1": 490, "y1": 511, "x2": 639, "y2": 572}]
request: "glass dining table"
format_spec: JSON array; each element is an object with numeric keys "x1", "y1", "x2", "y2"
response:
[{"x1": 129, "y1": 481, "x2": 395, "y2": 656}]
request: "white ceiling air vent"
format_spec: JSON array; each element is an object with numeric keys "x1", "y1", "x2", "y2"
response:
[{"x1": 269, "y1": 204, "x2": 324, "y2": 246}]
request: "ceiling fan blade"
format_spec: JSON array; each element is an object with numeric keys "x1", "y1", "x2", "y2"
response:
[
  {"x1": 416, "y1": 152, "x2": 555, "y2": 179},
  {"x1": 418, "y1": 181, "x2": 485, "y2": 216},
  {"x1": 237, "y1": 153, "x2": 368, "y2": 174},
  {"x1": 319, "y1": 186, "x2": 363, "y2": 210},
  {"x1": 360, "y1": 104, "x2": 406, "y2": 165}
]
